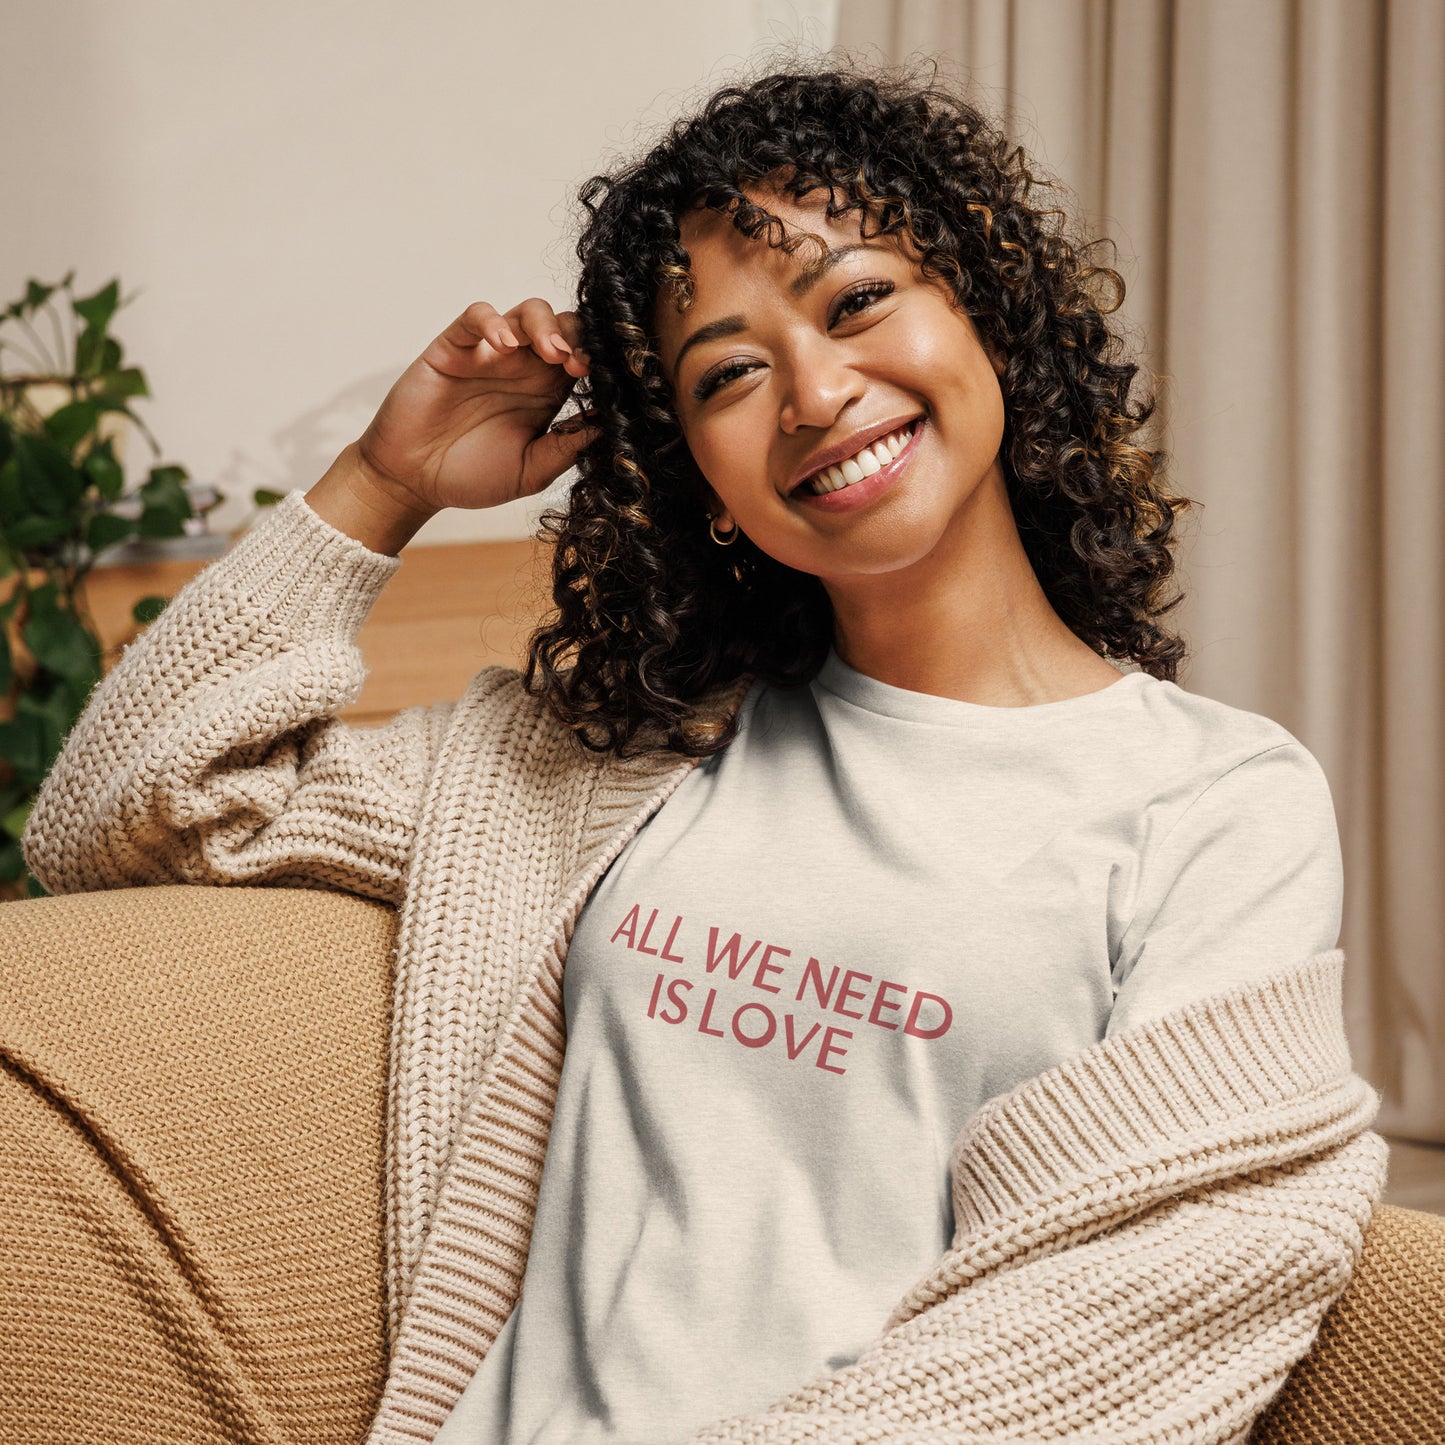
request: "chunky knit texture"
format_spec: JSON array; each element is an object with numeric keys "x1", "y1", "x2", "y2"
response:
[
  {"x1": 22, "y1": 489, "x2": 1390, "y2": 1444},
  {"x1": 0, "y1": 883, "x2": 395, "y2": 1444}
]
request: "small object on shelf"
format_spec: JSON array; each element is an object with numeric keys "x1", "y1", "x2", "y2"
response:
[{"x1": 90, "y1": 481, "x2": 230, "y2": 565}]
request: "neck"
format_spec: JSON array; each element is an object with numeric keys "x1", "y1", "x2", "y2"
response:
[{"x1": 822, "y1": 465, "x2": 1120, "y2": 706}]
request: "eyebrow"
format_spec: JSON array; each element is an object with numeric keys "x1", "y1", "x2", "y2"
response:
[{"x1": 668, "y1": 241, "x2": 891, "y2": 383}]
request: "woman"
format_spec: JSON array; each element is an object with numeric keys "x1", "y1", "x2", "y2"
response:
[{"x1": 19, "y1": 61, "x2": 1385, "y2": 1445}]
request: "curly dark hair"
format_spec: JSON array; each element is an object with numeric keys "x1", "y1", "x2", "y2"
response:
[{"x1": 523, "y1": 56, "x2": 1196, "y2": 759}]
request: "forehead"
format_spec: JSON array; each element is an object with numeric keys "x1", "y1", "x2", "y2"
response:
[
  {"x1": 684, "y1": 189, "x2": 881, "y2": 296},
  {"x1": 653, "y1": 186, "x2": 900, "y2": 357}
]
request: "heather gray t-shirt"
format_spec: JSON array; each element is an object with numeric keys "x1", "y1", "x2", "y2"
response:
[{"x1": 434, "y1": 650, "x2": 1343, "y2": 1443}]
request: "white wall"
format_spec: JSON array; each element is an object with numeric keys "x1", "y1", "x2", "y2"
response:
[{"x1": 1, "y1": 0, "x2": 838, "y2": 543}]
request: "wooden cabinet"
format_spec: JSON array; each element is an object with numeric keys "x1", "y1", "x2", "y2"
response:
[{"x1": 76, "y1": 534, "x2": 554, "y2": 728}]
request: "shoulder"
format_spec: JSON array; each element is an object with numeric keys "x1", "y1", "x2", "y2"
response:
[
  {"x1": 444, "y1": 664, "x2": 755, "y2": 773},
  {"x1": 1126, "y1": 674, "x2": 1334, "y2": 815}
]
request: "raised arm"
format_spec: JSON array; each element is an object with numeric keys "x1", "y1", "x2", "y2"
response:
[
  {"x1": 22, "y1": 297, "x2": 600, "y2": 905},
  {"x1": 20, "y1": 467, "x2": 446, "y2": 904}
]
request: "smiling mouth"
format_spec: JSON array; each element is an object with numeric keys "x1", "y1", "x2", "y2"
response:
[{"x1": 791, "y1": 420, "x2": 921, "y2": 497}]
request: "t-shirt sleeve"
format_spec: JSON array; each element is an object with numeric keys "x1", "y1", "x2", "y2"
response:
[{"x1": 1106, "y1": 740, "x2": 1344, "y2": 1038}]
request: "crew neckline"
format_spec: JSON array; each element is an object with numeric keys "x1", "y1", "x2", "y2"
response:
[{"x1": 812, "y1": 646, "x2": 1152, "y2": 725}]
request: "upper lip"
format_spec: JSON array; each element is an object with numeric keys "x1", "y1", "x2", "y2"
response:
[{"x1": 784, "y1": 414, "x2": 923, "y2": 494}]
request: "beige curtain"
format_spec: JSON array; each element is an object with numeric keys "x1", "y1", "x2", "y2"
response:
[{"x1": 835, "y1": 0, "x2": 1445, "y2": 1141}]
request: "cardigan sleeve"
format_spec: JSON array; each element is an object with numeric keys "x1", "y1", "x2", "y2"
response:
[
  {"x1": 20, "y1": 488, "x2": 454, "y2": 907},
  {"x1": 1107, "y1": 740, "x2": 1344, "y2": 1038},
  {"x1": 682, "y1": 950, "x2": 1388, "y2": 1445}
]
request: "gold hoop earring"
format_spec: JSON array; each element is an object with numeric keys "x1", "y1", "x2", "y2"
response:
[{"x1": 709, "y1": 515, "x2": 739, "y2": 546}]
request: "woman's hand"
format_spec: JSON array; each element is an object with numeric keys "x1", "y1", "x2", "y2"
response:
[{"x1": 354, "y1": 299, "x2": 598, "y2": 514}]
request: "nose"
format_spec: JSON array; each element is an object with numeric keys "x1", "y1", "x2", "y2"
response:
[{"x1": 777, "y1": 334, "x2": 866, "y2": 434}]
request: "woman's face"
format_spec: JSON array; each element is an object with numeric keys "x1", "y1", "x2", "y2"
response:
[{"x1": 651, "y1": 185, "x2": 1009, "y2": 585}]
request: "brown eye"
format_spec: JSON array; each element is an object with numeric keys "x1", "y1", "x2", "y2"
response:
[
  {"x1": 693, "y1": 358, "x2": 757, "y2": 401},
  {"x1": 829, "y1": 280, "x2": 895, "y2": 325}
]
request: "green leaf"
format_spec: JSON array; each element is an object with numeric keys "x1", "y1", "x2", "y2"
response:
[
  {"x1": 2, "y1": 795, "x2": 31, "y2": 842},
  {"x1": 0, "y1": 713, "x2": 48, "y2": 785},
  {"x1": 23, "y1": 279, "x2": 55, "y2": 313},
  {"x1": 22, "y1": 601, "x2": 100, "y2": 683},
  {"x1": 86, "y1": 510, "x2": 135, "y2": 552},
  {"x1": 26, "y1": 579, "x2": 57, "y2": 612},
  {"x1": 132, "y1": 594, "x2": 169, "y2": 625},
  {"x1": 138, "y1": 464, "x2": 192, "y2": 537},
  {"x1": 13, "y1": 433, "x2": 84, "y2": 514},
  {"x1": 99, "y1": 366, "x2": 148, "y2": 401},
  {"x1": 75, "y1": 325, "x2": 105, "y2": 377},
  {"x1": 82, "y1": 438, "x2": 125, "y2": 499},
  {"x1": 144, "y1": 464, "x2": 190, "y2": 495},
  {"x1": 253, "y1": 488, "x2": 286, "y2": 507},
  {"x1": 58, "y1": 670, "x2": 96, "y2": 721},
  {"x1": 73, "y1": 329, "x2": 122, "y2": 379},
  {"x1": 0, "y1": 837, "x2": 24, "y2": 884},
  {"x1": 4, "y1": 513, "x2": 73, "y2": 547},
  {"x1": 73, "y1": 279, "x2": 120, "y2": 331},
  {"x1": 0, "y1": 456, "x2": 23, "y2": 522},
  {"x1": 44, "y1": 399, "x2": 101, "y2": 452},
  {"x1": 0, "y1": 625, "x2": 9, "y2": 693}
]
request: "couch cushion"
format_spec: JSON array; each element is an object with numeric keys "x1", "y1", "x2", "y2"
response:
[{"x1": 0, "y1": 884, "x2": 395, "y2": 1444}]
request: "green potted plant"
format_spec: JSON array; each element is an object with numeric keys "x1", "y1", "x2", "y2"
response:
[{"x1": 0, "y1": 273, "x2": 203, "y2": 899}]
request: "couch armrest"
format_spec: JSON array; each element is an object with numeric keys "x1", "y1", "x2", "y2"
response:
[{"x1": 1252, "y1": 1202, "x2": 1445, "y2": 1443}]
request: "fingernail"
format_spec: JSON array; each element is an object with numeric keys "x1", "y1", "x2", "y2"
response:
[
  {"x1": 499, "y1": 327, "x2": 519, "y2": 347},
  {"x1": 550, "y1": 333, "x2": 572, "y2": 354}
]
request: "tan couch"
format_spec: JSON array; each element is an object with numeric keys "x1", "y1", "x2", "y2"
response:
[{"x1": 1, "y1": 884, "x2": 1441, "y2": 1444}]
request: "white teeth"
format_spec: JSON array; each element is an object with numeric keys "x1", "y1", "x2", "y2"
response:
[{"x1": 803, "y1": 423, "x2": 915, "y2": 495}]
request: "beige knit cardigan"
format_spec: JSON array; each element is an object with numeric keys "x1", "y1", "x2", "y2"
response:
[{"x1": 23, "y1": 489, "x2": 1388, "y2": 1445}]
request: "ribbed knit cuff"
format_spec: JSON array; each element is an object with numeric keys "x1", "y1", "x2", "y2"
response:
[
  {"x1": 209, "y1": 487, "x2": 404, "y2": 642},
  {"x1": 950, "y1": 949, "x2": 1370, "y2": 1233}
]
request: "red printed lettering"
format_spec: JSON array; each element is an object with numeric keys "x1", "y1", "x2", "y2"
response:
[
  {"x1": 783, "y1": 1014, "x2": 822, "y2": 1060},
  {"x1": 796, "y1": 956, "x2": 839, "y2": 1008},
  {"x1": 697, "y1": 987, "x2": 726, "y2": 1038},
  {"x1": 753, "y1": 944, "x2": 790, "y2": 994},
  {"x1": 834, "y1": 968, "x2": 871, "y2": 1020},
  {"x1": 816, "y1": 1025, "x2": 852, "y2": 1075},
  {"x1": 660, "y1": 914, "x2": 686, "y2": 963},
  {"x1": 611, "y1": 904, "x2": 641, "y2": 948},
  {"x1": 636, "y1": 908, "x2": 662, "y2": 955},
  {"x1": 731, "y1": 1002, "x2": 777, "y2": 1049},
  {"x1": 904, "y1": 991, "x2": 953, "y2": 1039},
  {"x1": 705, "y1": 929, "x2": 763, "y2": 980},
  {"x1": 867, "y1": 978, "x2": 908, "y2": 1030},
  {"x1": 659, "y1": 976, "x2": 693, "y2": 1025}
]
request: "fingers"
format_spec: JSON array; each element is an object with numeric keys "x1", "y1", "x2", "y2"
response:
[
  {"x1": 525, "y1": 414, "x2": 602, "y2": 493},
  {"x1": 429, "y1": 299, "x2": 591, "y2": 379},
  {"x1": 504, "y1": 299, "x2": 591, "y2": 377},
  {"x1": 438, "y1": 301, "x2": 514, "y2": 354}
]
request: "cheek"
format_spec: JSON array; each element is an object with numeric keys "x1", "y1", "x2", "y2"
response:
[
  {"x1": 684, "y1": 415, "x2": 764, "y2": 500},
  {"x1": 915, "y1": 329, "x2": 1006, "y2": 440}
]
